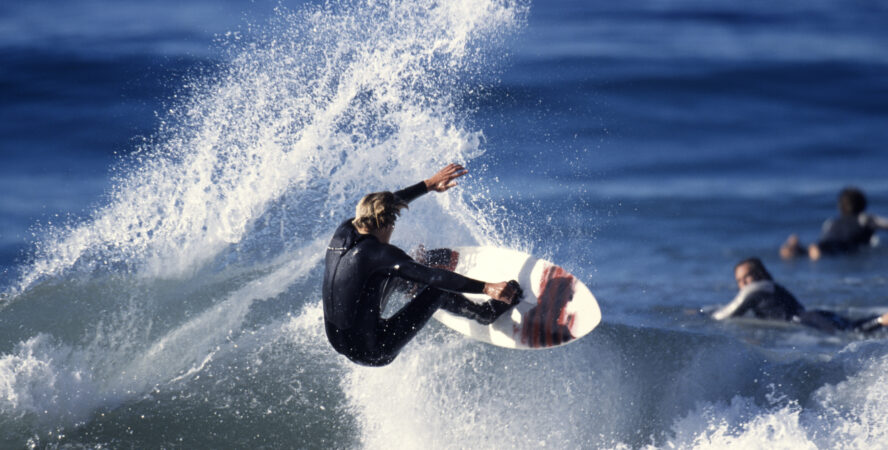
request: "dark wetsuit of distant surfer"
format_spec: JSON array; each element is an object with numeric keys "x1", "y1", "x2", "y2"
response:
[
  {"x1": 713, "y1": 258, "x2": 888, "y2": 334},
  {"x1": 815, "y1": 212, "x2": 884, "y2": 255},
  {"x1": 322, "y1": 164, "x2": 520, "y2": 367},
  {"x1": 780, "y1": 187, "x2": 888, "y2": 260}
]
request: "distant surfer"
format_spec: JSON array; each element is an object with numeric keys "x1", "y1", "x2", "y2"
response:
[
  {"x1": 322, "y1": 164, "x2": 521, "y2": 366},
  {"x1": 711, "y1": 257, "x2": 888, "y2": 334},
  {"x1": 780, "y1": 187, "x2": 888, "y2": 260}
]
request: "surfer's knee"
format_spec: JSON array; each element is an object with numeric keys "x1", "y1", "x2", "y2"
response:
[
  {"x1": 340, "y1": 345, "x2": 398, "y2": 367},
  {"x1": 351, "y1": 354, "x2": 396, "y2": 367}
]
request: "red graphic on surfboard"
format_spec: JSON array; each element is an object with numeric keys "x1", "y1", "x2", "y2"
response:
[
  {"x1": 515, "y1": 264, "x2": 577, "y2": 348},
  {"x1": 422, "y1": 245, "x2": 601, "y2": 350}
]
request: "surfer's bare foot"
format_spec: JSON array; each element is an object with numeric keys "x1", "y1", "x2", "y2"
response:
[
  {"x1": 807, "y1": 244, "x2": 822, "y2": 261},
  {"x1": 878, "y1": 313, "x2": 888, "y2": 326},
  {"x1": 780, "y1": 234, "x2": 802, "y2": 260}
]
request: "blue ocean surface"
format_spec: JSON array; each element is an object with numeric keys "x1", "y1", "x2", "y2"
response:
[{"x1": 1, "y1": 0, "x2": 888, "y2": 447}]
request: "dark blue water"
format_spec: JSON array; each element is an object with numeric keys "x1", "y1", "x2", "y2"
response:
[
  {"x1": 0, "y1": 0, "x2": 280, "y2": 278},
  {"x1": 2, "y1": 0, "x2": 888, "y2": 448}
]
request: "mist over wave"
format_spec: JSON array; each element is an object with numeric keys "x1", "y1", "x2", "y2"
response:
[
  {"x1": 0, "y1": 0, "x2": 529, "y2": 445},
  {"x1": 3, "y1": 0, "x2": 888, "y2": 448},
  {"x1": 7, "y1": 0, "x2": 525, "y2": 295}
]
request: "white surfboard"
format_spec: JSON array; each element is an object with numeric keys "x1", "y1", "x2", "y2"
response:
[{"x1": 424, "y1": 246, "x2": 601, "y2": 349}]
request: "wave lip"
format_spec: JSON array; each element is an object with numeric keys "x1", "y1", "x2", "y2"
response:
[
  {"x1": 4, "y1": 0, "x2": 527, "y2": 301},
  {"x1": 1, "y1": 0, "x2": 530, "y2": 446}
]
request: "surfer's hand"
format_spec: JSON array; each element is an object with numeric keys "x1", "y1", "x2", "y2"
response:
[
  {"x1": 425, "y1": 163, "x2": 468, "y2": 192},
  {"x1": 484, "y1": 280, "x2": 521, "y2": 304},
  {"x1": 507, "y1": 280, "x2": 523, "y2": 302}
]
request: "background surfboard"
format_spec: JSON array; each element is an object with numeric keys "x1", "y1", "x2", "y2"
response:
[{"x1": 425, "y1": 246, "x2": 601, "y2": 349}]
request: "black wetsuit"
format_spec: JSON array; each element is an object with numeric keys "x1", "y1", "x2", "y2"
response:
[
  {"x1": 322, "y1": 182, "x2": 512, "y2": 366},
  {"x1": 714, "y1": 281, "x2": 884, "y2": 334},
  {"x1": 817, "y1": 214, "x2": 877, "y2": 255},
  {"x1": 718, "y1": 282, "x2": 805, "y2": 321}
]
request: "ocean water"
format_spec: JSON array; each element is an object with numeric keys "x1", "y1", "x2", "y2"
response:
[{"x1": 2, "y1": 0, "x2": 888, "y2": 448}]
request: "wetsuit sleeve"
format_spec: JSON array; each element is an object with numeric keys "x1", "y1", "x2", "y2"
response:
[
  {"x1": 383, "y1": 247, "x2": 485, "y2": 293},
  {"x1": 393, "y1": 182, "x2": 429, "y2": 204},
  {"x1": 393, "y1": 260, "x2": 486, "y2": 293},
  {"x1": 867, "y1": 213, "x2": 888, "y2": 230},
  {"x1": 712, "y1": 282, "x2": 771, "y2": 320},
  {"x1": 712, "y1": 291, "x2": 750, "y2": 320}
]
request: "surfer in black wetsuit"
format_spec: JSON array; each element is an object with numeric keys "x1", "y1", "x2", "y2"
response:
[
  {"x1": 712, "y1": 257, "x2": 888, "y2": 334},
  {"x1": 780, "y1": 187, "x2": 888, "y2": 260},
  {"x1": 322, "y1": 164, "x2": 521, "y2": 366}
]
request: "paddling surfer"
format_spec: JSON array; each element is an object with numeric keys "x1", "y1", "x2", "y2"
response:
[
  {"x1": 780, "y1": 187, "x2": 888, "y2": 260},
  {"x1": 322, "y1": 164, "x2": 521, "y2": 366},
  {"x1": 712, "y1": 257, "x2": 888, "y2": 334}
]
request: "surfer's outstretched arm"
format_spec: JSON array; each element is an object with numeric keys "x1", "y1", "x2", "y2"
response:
[
  {"x1": 423, "y1": 163, "x2": 467, "y2": 192},
  {"x1": 391, "y1": 163, "x2": 468, "y2": 205}
]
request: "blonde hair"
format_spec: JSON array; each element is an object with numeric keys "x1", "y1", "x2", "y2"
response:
[{"x1": 352, "y1": 192, "x2": 408, "y2": 231}]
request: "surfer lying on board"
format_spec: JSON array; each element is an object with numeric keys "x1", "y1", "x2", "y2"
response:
[
  {"x1": 780, "y1": 187, "x2": 888, "y2": 260},
  {"x1": 322, "y1": 163, "x2": 522, "y2": 366},
  {"x1": 711, "y1": 257, "x2": 888, "y2": 334}
]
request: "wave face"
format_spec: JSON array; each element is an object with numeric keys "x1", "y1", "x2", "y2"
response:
[
  {"x1": 4, "y1": 0, "x2": 888, "y2": 448},
  {"x1": 0, "y1": 0, "x2": 529, "y2": 446},
  {"x1": 8, "y1": 0, "x2": 526, "y2": 293}
]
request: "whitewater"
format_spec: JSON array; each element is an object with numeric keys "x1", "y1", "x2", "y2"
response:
[{"x1": 2, "y1": 0, "x2": 888, "y2": 448}]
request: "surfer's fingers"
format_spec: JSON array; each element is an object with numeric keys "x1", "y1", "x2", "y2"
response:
[
  {"x1": 434, "y1": 178, "x2": 459, "y2": 192},
  {"x1": 444, "y1": 171, "x2": 467, "y2": 187},
  {"x1": 445, "y1": 165, "x2": 467, "y2": 178},
  {"x1": 439, "y1": 163, "x2": 459, "y2": 173}
]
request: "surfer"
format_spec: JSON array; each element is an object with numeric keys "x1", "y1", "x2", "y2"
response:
[
  {"x1": 712, "y1": 257, "x2": 888, "y2": 334},
  {"x1": 322, "y1": 163, "x2": 522, "y2": 366},
  {"x1": 780, "y1": 187, "x2": 888, "y2": 260}
]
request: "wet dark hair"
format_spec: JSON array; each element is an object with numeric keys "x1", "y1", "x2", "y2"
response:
[
  {"x1": 838, "y1": 187, "x2": 867, "y2": 215},
  {"x1": 735, "y1": 257, "x2": 773, "y2": 282}
]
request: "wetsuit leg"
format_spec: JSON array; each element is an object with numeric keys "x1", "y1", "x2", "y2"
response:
[
  {"x1": 850, "y1": 315, "x2": 884, "y2": 334},
  {"x1": 355, "y1": 288, "x2": 515, "y2": 366},
  {"x1": 377, "y1": 287, "x2": 513, "y2": 350},
  {"x1": 801, "y1": 310, "x2": 884, "y2": 334},
  {"x1": 352, "y1": 286, "x2": 451, "y2": 366},
  {"x1": 798, "y1": 310, "x2": 848, "y2": 334}
]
